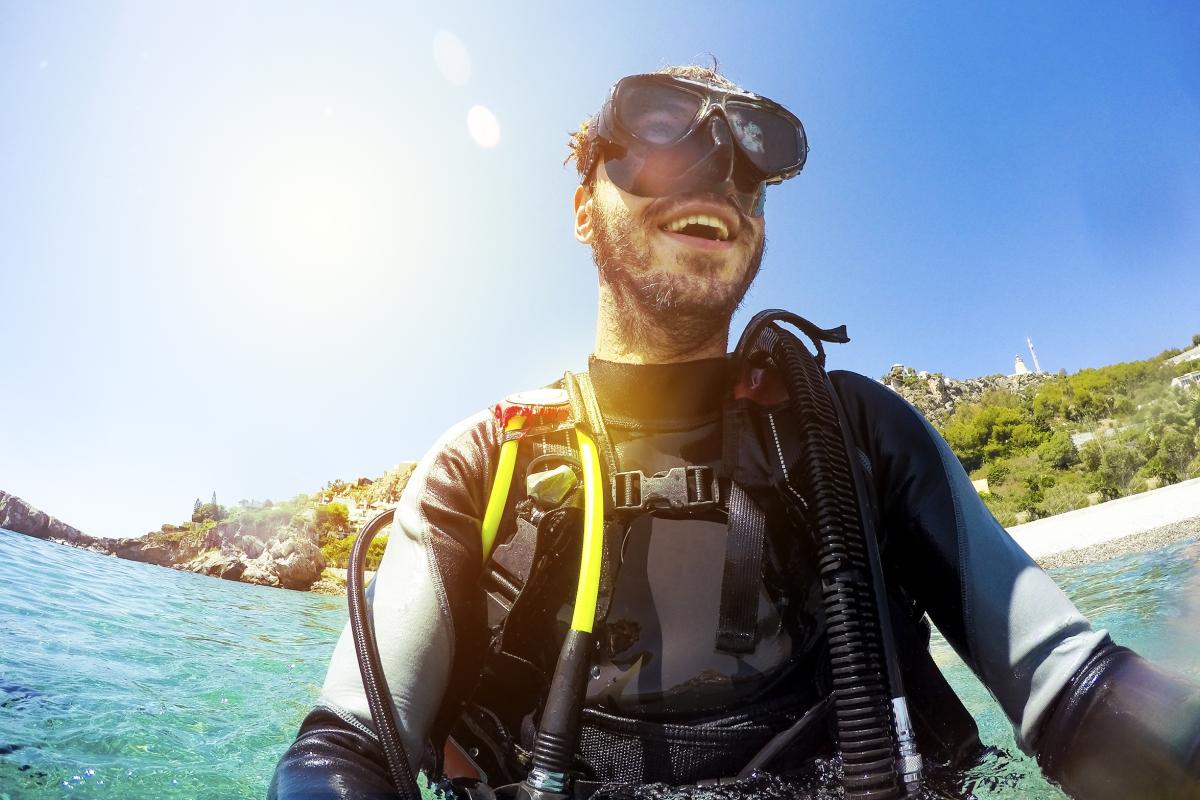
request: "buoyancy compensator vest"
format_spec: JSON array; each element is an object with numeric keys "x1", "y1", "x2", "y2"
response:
[{"x1": 347, "y1": 311, "x2": 984, "y2": 800}]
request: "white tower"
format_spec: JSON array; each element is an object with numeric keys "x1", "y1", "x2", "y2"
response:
[
  {"x1": 1014, "y1": 355, "x2": 1030, "y2": 375},
  {"x1": 1027, "y1": 337, "x2": 1042, "y2": 373}
]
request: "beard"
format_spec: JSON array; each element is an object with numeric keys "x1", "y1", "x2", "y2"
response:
[{"x1": 591, "y1": 193, "x2": 765, "y2": 358}]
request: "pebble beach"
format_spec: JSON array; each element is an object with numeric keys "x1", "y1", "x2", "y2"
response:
[
  {"x1": 1007, "y1": 476, "x2": 1200, "y2": 570},
  {"x1": 1035, "y1": 515, "x2": 1200, "y2": 570}
]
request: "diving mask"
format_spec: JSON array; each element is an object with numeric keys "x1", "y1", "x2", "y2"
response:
[{"x1": 585, "y1": 73, "x2": 809, "y2": 217}]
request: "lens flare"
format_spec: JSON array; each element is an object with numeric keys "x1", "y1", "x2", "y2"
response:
[
  {"x1": 432, "y1": 31, "x2": 471, "y2": 86},
  {"x1": 467, "y1": 105, "x2": 501, "y2": 149}
]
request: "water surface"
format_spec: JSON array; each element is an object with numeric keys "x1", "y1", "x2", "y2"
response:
[{"x1": 2, "y1": 528, "x2": 1198, "y2": 798}]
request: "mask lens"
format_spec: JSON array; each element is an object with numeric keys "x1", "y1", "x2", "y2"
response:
[
  {"x1": 616, "y1": 81, "x2": 704, "y2": 145},
  {"x1": 727, "y1": 101, "x2": 802, "y2": 173}
]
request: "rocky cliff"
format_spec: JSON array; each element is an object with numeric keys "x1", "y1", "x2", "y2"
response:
[
  {"x1": 3, "y1": 491, "x2": 329, "y2": 592},
  {"x1": 880, "y1": 365, "x2": 1056, "y2": 427},
  {"x1": 0, "y1": 491, "x2": 91, "y2": 547}
]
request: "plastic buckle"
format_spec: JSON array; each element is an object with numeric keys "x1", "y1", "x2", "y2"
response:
[{"x1": 612, "y1": 466, "x2": 719, "y2": 514}]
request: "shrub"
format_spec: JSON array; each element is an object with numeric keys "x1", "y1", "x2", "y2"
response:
[
  {"x1": 192, "y1": 502, "x2": 226, "y2": 524},
  {"x1": 321, "y1": 534, "x2": 388, "y2": 570},
  {"x1": 314, "y1": 502, "x2": 350, "y2": 536},
  {"x1": 1143, "y1": 428, "x2": 1196, "y2": 485},
  {"x1": 1079, "y1": 440, "x2": 1103, "y2": 472},
  {"x1": 1037, "y1": 431, "x2": 1080, "y2": 470},
  {"x1": 1097, "y1": 445, "x2": 1143, "y2": 499},
  {"x1": 985, "y1": 463, "x2": 1010, "y2": 487},
  {"x1": 1009, "y1": 423, "x2": 1046, "y2": 451}
]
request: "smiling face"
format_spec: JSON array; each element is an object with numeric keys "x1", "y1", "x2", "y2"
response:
[{"x1": 575, "y1": 160, "x2": 766, "y2": 349}]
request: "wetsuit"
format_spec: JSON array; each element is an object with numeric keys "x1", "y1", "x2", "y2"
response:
[{"x1": 270, "y1": 358, "x2": 1200, "y2": 799}]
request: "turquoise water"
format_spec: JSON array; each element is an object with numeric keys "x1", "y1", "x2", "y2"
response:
[
  {"x1": 2, "y1": 527, "x2": 1199, "y2": 799},
  {"x1": 0, "y1": 529, "x2": 346, "y2": 799}
]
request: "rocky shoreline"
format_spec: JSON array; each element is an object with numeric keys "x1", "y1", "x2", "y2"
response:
[
  {"x1": 7, "y1": 484, "x2": 1199, "y2": 592},
  {"x1": 1036, "y1": 515, "x2": 1200, "y2": 570},
  {"x1": 0, "y1": 489, "x2": 326, "y2": 590}
]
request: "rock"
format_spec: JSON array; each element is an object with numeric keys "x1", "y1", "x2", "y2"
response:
[
  {"x1": 881, "y1": 364, "x2": 1056, "y2": 426},
  {"x1": 0, "y1": 490, "x2": 89, "y2": 546}
]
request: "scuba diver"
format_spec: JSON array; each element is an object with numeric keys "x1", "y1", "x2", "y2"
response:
[{"x1": 270, "y1": 65, "x2": 1200, "y2": 800}]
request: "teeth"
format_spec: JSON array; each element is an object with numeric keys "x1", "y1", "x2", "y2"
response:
[{"x1": 663, "y1": 213, "x2": 730, "y2": 241}]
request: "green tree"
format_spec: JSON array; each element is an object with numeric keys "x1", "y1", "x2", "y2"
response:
[
  {"x1": 1145, "y1": 428, "x2": 1196, "y2": 485},
  {"x1": 1097, "y1": 446, "x2": 1142, "y2": 499},
  {"x1": 1009, "y1": 423, "x2": 1046, "y2": 451},
  {"x1": 191, "y1": 499, "x2": 228, "y2": 523},
  {"x1": 314, "y1": 502, "x2": 350, "y2": 536},
  {"x1": 1032, "y1": 381, "x2": 1068, "y2": 429},
  {"x1": 1038, "y1": 431, "x2": 1080, "y2": 470},
  {"x1": 942, "y1": 392, "x2": 1032, "y2": 470},
  {"x1": 1079, "y1": 439, "x2": 1103, "y2": 472},
  {"x1": 321, "y1": 533, "x2": 388, "y2": 570},
  {"x1": 1191, "y1": 332, "x2": 1200, "y2": 347},
  {"x1": 985, "y1": 462, "x2": 1010, "y2": 487}
]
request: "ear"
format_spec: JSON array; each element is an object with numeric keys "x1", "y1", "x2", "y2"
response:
[{"x1": 573, "y1": 184, "x2": 595, "y2": 245}]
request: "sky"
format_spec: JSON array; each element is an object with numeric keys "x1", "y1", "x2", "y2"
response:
[{"x1": 2, "y1": 2, "x2": 1198, "y2": 538}]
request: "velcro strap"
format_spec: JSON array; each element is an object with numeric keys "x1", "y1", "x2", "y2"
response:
[{"x1": 716, "y1": 482, "x2": 766, "y2": 654}]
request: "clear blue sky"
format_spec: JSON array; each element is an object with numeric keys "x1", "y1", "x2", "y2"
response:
[{"x1": 3, "y1": 2, "x2": 1198, "y2": 537}]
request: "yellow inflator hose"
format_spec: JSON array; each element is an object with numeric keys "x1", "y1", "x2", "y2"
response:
[
  {"x1": 479, "y1": 418, "x2": 605, "y2": 632},
  {"x1": 568, "y1": 427, "x2": 605, "y2": 633},
  {"x1": 480, "y1": 415, "x2": 526, "y2": 564}
]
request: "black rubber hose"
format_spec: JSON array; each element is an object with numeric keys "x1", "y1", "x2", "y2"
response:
[
  {"x1": 776, "y1": 333, "x2": 899, "y2": 799},
  {"x1": 742, "y1": 320, "x2": 902, "y2": 799},
  {"x1": 529, "y1": 628, "x2": 593, "y2": 788},
  {"x1": 348, "y1": 507, "x2": 422, "y2": 799}
]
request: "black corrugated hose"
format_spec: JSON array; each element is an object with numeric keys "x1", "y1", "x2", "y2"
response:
[
  {"x1": 734, "y1": 310, "x2": 920, "y2": 799},
  {"x1": 348, "y1": 507, "x2": 423, "y2": 799}
]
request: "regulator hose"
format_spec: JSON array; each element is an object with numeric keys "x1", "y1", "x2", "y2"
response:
[
  {"x1": 348, "y1": 507, "x2": 422, "y2": 800},
  {"x1": 734, "y1": 310, "x2": 920, "y2": 799}
]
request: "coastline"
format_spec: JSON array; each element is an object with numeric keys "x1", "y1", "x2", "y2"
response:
[
  {"x1": 1008, "y1": 476, "x2": 1200, "y2": 570},
  {"x1": 1033, "y1": 516, "x2": 1200, "y2": 570}
]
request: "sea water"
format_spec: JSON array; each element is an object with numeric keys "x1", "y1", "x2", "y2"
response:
[{"x1": 2, "y1": 527, "x2": 1199, "y2": 799}]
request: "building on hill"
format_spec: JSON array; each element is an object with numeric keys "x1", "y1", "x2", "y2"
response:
[
  {"x1": 1168, "y1": 345, "x2": 1200, "y2": 366},
  {"x1": 1013, "y1": 355, "x2": 1030, "y2": 376},
  {"x1": 1171, "y1": 371, "x2": 1200, "y2": 391}
]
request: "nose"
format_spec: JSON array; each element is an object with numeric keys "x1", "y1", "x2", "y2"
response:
[{"x1": 679, "y1": 115, "x2": 736, "y2": 185}]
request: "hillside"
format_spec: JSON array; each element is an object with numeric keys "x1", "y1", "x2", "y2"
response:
[{"x1": 887, "y1": 338, "x2": 1200, "y2": 527}]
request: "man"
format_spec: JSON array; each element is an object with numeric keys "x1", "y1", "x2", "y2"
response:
[{"x1": 271, "y1": 66, "x2": 1200, "y2": 799}]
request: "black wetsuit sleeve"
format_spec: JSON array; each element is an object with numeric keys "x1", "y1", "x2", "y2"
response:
[
  {"x1": 1035, "y1": 641, "x2": 1200, "y2": 798},
  {"x1": 832, "y1": 371, "x2": 1200, "y2": 797},
  {"x1": 268, "y1": 707, "x2": 398, "y2": 799},
  {"x1": 269, "y1": 409, "x2": 499, "y2": 799}
]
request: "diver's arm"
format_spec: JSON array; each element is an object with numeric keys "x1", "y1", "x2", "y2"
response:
[
  {"x1": 1034, "y1": 640, "x2": 1200, "y2": 798},
  {"x1": 270, "y1": 410, "x2": 498, "y2": 799},
  {"x1": 832, "y1": 371, "x2": 1200, "y2": 796},
  {"x1": 831, "y1": 370, "x2": 1106, "y2": 747}
]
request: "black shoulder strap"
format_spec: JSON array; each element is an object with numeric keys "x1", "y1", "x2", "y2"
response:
[{"x1": 716, "y1": 481, "x2": 767, "y2": 654}]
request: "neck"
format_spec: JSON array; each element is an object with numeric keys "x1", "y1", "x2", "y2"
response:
[{"x1": 593, "y1": 282, "x2": 731, "y2": 364}]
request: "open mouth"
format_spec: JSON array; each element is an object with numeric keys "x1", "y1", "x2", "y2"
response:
[{"x1": 659, "y1": 213, "x2": 731, "y2": 242}]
